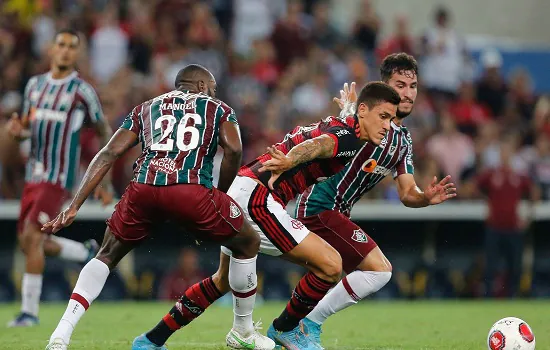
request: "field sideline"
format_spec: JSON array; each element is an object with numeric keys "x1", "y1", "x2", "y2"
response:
[{"x1": 1, "y1": 300, "x2": 547, "y2": 349}]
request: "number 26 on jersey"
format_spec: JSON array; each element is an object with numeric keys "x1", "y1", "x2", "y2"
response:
[{"x1": 151, "y1": 113, "x2": 202, "y2": 152}]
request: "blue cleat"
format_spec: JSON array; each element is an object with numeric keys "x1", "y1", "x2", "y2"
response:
[
  {"x1": 7, "y1": 312, "x2": 39, "y2": 327},
  {"x1": 266, "y1": 323, "x2": 322, "y2": 350},
  {"x1": 83, "y1": 239, "x2": 99, "y2": 264},
  {"x1": 300, "y1": 318, "x2": 323, "y2": 348},
  {"x1": 132, "y1": 334, "x2": 168, "y2": 350}
]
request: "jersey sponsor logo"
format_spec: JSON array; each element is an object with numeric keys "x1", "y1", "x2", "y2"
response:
[
  {"x1": 351, "y1": 229, "x2": 368, "y2": 243},
  {"x1": 336, "y1": 150, "x2": 356, "y2": 157},
  {"x1": 229, "y1": 201, "x2": 241, "y2": 219},
  {"x1": 291, "y1": 219, "x2": 305, "y2": 230},
  {"x1": 362, "y1": 159, "x2": 377, "y2": 173},
  {"x1": 335, "y1": 129, "x2": 350, "y2": 137},
  {"x1": 33, "y1": 108, "x2": 67, "y2": 122},
  {"x1": 150, "y1": 158, "x2": 177, "y2": 174},
  {"x1": 488, "y1": 330, "x2": 505, "y2": 350}
]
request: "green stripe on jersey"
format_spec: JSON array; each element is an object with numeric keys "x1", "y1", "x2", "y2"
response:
[
  {"x1": 64, "y1": 129, "x2": 81, "y2": 189},
  {"x1": 47, "y1": 122, "x2": 62, "y2": 183}
]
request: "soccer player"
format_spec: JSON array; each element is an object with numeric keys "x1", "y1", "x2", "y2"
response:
[
  {"x1": 5, "y1": 29, "x2": 112, "y2": 328},
  {"x1": 43, "y1": 64, "x2": 273, "y2": 350},
  {"x1": 293, "y1": 53, "x2": 458, "y2": 347},
  {"x1": 139, "y1": 82, "x2": 400, "y2": 350}
]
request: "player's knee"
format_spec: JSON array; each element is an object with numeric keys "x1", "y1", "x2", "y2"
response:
[{"x1": 319, "y1": 250, "x2": 343, "y2": 283}]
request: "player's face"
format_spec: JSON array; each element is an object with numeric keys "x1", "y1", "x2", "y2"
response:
[
  {"x1": 357, "y1": 101, "x2": 395, "y2": 145},
  {"x1": 386, "y1": 70, "x2": 418, "y2": 118},
  {"x1": 51, "y1": 33, "x2": 79, "y2": 70}
]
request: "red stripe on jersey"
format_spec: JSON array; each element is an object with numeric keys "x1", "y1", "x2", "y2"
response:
[
  {"x1": 188, "y1": 98, "x2": 217, "y2": 183},
  {"x1": 42, "y1": 85, "x2": 65, "y2": 177}
]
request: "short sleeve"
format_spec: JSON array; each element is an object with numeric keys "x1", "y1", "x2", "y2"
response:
[
  {"x1": 120, "y1": 108, "x2": 141, "y2": 135},
  {"x1": 78, "y1": 82, "x2": 105, "y2": 124},
  {"x1": 323, "y1": 126, "x2": 359, "y2": 158},
  {"x1": 21, "y1": 77, "x2": 37, "y2": 119},
  {"x1": 393, "y1": 132, "x2": 415, "y2": 178},
  {"x1": 220, "y1": 106, "x2": 238, "y2": 125}
]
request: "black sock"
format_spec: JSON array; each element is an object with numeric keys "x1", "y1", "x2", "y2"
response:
[{"x1": 146, "y1": 318, "x2": 175, "y2": 346}]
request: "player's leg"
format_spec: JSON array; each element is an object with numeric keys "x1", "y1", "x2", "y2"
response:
[
  {"x1": 136, "y1": 184, "x2": 273, "y2": 350},
  {"x1": 298, "y1": 211, "x2": 392, "y2": 345},
  {"x1": 47, "y1": 182, "x2": 150, "y2": 349},
  {"x1": 483, "y1": 228, "x2": 500, "y2": 297},
  {"x1": 43, "y1": 235, "x2": 98, "y2": 264}
]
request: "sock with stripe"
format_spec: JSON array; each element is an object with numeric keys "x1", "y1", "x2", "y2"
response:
[
  {"x1": 307, "y1": 271, "x2": 392, "y2": 325},
  {"x1": 146, "y1": 276, "x2": 224, "y2": 346},
  {"x1": 229, "y1": 255, "x2": 258, "y2": 336},
  {"x1": 49, "y1": 258, "x2": 110, "y2": 344},
  {"x1": 273, "y1": 272, "x2": 335, "y2": 332}
]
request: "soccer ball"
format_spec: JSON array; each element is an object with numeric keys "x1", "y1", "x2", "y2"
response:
[{"x1": 487, "y1": 317, "x2": 535, "y2": 350}]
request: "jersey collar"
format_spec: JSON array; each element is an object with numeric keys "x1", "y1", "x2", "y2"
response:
[{"x1": 46, "y1": 71, "x2": 78, "y2": 85}]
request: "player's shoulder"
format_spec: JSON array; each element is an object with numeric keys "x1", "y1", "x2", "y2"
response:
[
  {"x1": 75, "y1": 77, "x2": 98, "y2": 95},
  {"x1": 324, "y1": 115, "x2": 356, "y2": 129},
  {"x1": 26, "y1": 74, "x2": 47, "y2": 88},
  {"x1": 196, "y1": 94, "x2": 233, "y2": 112},
  {"x1": 399, "y1": 125, "x2": 413, "y2": 141}
]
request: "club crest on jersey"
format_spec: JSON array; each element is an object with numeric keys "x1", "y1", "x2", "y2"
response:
[
  {"x1": 389, "y1": 145, "x2": 397, "y2": 155},
  {"x1": 291, "y1": 219, "x2": 305, "y2": 230},
  {"x1": 150, "y1": 158, "x2": 177, "y2": 174},
  {"x1": 229, "y1": 202, "x2": 241, "y2": 219},
  {"x1": 362, "y1": 159, "x2": 377, "y2": 173},
  {"x1": 351, "y1": 229, "x2": 368, "y2": 243}
]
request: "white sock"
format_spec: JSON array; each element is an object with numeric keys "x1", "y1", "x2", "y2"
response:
[
  {"x1": 229, "y1": 255, "x2": 257, "y2": 336},
  {"x1": 49, "y1": 259, "x2": 110, "y2": 344},
  {"x1": 51, "y1": 236, "x2": 90, "y2": 262},
  {"x1": 21, "y1": 273, "x2": 43, "y2": 317},
  {"x1": 307, "y1": 271, "x2": 392, "y2": 325}
]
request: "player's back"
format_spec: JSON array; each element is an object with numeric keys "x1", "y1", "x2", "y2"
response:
[
  {"x1": 124, "y1": 90, "x2": 236, "y2": 187},
  {"x1": 238, "y1": 115, "x2": 361, "y2": 204},
  {"x1": 24, "y1": 72, "x2": 104, "y2": 190}
]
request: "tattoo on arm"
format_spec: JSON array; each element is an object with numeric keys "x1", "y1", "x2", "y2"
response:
[{"x1": 287, "y1": 134, "x2": 336, "y2": 167}]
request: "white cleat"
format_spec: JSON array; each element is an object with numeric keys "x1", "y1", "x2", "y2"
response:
[
  {"x1": 45, "y1": 338, "x2": 68, "y2": 350},
  {"x1": 226, "y1": 320, "x2": 276, "y2": 350}
]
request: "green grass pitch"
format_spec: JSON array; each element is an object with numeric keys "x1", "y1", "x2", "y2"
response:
[{"x1": 1, "y1": 300, "x2": 547, "y2": 349}]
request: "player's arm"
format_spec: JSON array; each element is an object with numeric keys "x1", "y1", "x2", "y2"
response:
[
  {"x1": 6, "y1": 77, "x2": 35, "y2": 141},
  {"x1": 41, "y1": 129, "x2": 138, "y2": 234},
  {"x1": 394, "y1": 138, "x2": 456, "y2": 207},
  {"x1": 218, "y1": 120, "x2": 243, "y2": 193}
]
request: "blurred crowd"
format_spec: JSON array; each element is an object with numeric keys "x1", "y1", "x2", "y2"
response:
[{"x1": 1, "y1": 0, "x2": 549, "y2": 202}]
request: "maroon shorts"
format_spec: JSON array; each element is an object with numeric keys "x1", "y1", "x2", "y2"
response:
[
  {"x1": 107, "y1": 182, "x2": 244, "y2": 244},
  {"x1": 18, "y1": 182, "x2": 69, "y2": 234},
  {"x1": 300, "y1": 210, "x2": 378, "y2": 274}
]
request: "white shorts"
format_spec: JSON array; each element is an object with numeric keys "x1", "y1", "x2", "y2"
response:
[{"x1": 225, "y1": 176, "x2": 310, "y2": 256}]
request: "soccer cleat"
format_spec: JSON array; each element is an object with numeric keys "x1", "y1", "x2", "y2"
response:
[
  {"x1": 300, "y1": 318, "x2": 324, "y2": 348},
  {"x1": 266, "y1": 322, "x2": 323, "y2": 350},
  {"x1": 6, "y1": 312, "x2": 39, "y2": 327},
  {"x1": 132, "y1": 334, "x2": 168, "y2": 350},
  {"x1": 83, "y1": 239, "x2": 99, "y2": 263},
  {"x1": 226, "y1": 320, "x2": 276, "y2": 350},
  {"x1": 45, "y1": 338, "x2": 67, "y2": 350}
]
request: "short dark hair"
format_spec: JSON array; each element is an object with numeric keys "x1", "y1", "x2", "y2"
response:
[
  {"x1": 174, "y1": 64, "x2": 212, "y2": 89},
  {"x1": 379, "y1": 53, "x2": 418, "y2": 82},
  {"x1": 55, "y1": 29, "x2": 80, "y2": 44},
  {"x1": 357, "y1": 81, "x2": 401, "y2": 110}
]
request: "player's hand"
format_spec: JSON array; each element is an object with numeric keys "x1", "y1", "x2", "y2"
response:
[
  {"x1": 41, "y1": 206, "x2": 78, "y2": 234},
  {"x1": 6, "y1": 113, "x2": 30, "y2": 140},
  {"x1": 333, "y1": 82, "x2": 358, "y2": 109},
  {"x1": 424, "y1": 175, "x2": 457, "y2": 205},
  {"x1": 93, "y1": 183, "x2": 114, "y2": 206},
  {"x1": 258, "y1": 146, "x2": 293, "y2": 174}
]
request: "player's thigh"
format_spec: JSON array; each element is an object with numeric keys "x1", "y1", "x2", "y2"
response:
[
  {"x1": 106, "y1": 182, "x2": 156, "y2": 244},
  {"x1": 229, "y1": 176, "x2": 310, "y2": 256},
  {"x1": 18, "y1": 183, "x2": 68, "y2": 248},
  {"x1": 301, "y1": 210, "x2": 380, "y2": 274}
]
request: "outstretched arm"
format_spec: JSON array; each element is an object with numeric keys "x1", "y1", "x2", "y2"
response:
[
  {"x1": 42, "y1": 129, "x2": 138, "y2": 234},
  {"x1": 396, "y1": 174, "x2": 456, "y2": 208},
  {"x1": 218, "y1": 121, "x2": 243, "y2": 193}
]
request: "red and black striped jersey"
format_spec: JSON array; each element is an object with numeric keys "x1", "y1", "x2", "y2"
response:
[
  {"x1": 238, "y1": 115, "x2": 361, "y2": 204},
  {"x1": 121, "y1": 90, "x2": 237, "y2": 187}
]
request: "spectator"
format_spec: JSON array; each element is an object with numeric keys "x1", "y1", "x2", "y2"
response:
[
  {"x1": 352, "y1": 0, "x2": 380, "y2": 63},
  {"x1": 476, "y1": 48, "x2": 507, "y2": 117},
  {"x1": 450, "y1": 82, "x2": 492, "y2": 135},
  {"x1": 420, "y1": 6, "x2": 465, "y2": 100},
  {"x1": 158, "y1": 248, "x2": 206, "y2": 301},
  {"x1": 426, "y1": 112, "x2": 475, "y2": 185},
  {"x1": 376, "y1": 15, "x2": 415, "y2": 62},
  {"x1": 309, "y1": 0, "x2": 340, "y2": 50},
  {"x1": 475, "y1": 136, "x2": 540, "y2": 298},
  {"x1": 271, "y1": 0, "x2": 310, "y2": 70}
]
